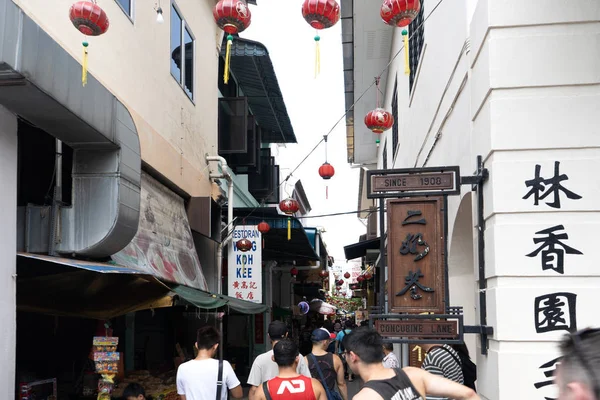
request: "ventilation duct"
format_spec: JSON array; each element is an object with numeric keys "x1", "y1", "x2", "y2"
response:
[{"x1": 0, "y1": 1, "x2": 141, "y2": 257}]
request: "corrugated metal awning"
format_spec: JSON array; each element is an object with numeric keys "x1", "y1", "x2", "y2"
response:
[
  {"x1": 222, "y1": 37, "x2": 296, "y2": 144},
  {"x1": 344, "y1": 237, "x2": 381, "y2": 260}
]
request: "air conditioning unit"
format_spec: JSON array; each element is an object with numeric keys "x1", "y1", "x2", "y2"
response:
[{"x1": 366, "y1": 206, "x2": 378, "y2": 239}]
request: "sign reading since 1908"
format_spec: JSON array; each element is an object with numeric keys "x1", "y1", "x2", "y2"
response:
[
  {"x1": 387, "y1": 196, "x2": 446, "y2": 314},
  {"x1": 367, "y1": 167, "x2": 460, "y2": 199}
]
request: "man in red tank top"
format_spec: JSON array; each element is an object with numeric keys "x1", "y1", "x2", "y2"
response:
[{"x1": 253, "y1": 339, "x2": 326, "y2": 400}]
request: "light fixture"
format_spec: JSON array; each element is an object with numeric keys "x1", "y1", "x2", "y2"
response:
[{"x1": 155, "y1": 2, "x2": 164, "y2": 23}]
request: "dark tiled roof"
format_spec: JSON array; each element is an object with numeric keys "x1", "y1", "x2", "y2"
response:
[{"x1": 222, "y1": 37, "x2": 296, "y2": 144}]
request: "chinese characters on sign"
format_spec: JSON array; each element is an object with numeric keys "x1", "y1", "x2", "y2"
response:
[
  {"x1": 387, "y1": 197, "x2": 445, "y2": 313},
  {"x1": 397, "y1": 269, "x2": 434, "y2": 300},
  {"x1": 227, "y1": 225, "x2": 263, "y2": 304},
  {"x1": 534, "y1": 292, "x2": 577, "y2": 334},
  {"x1": 523, "y1": 161, "x2": 582, "y2": 209},
  {"x1": 526, "y1": 225, "x2": 583, "y2": 274}
]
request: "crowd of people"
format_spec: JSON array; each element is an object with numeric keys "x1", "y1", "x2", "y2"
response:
[{"x1": 120, "y1": 322, "x2": 600, "y2": 400}]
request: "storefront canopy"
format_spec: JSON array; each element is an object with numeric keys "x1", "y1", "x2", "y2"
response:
[
  {"x1": 17, "y1": 253, "x2": 267, "y2": 319},
  {"x1": 232, "y1": 208, "x2": 319, "y2": 263},
  {"x1": 168, "y1": 284, "x2": 268, "y2": 315},
  {"x1": 343, "y1": 237, "x2": 381, "y2": 260}
]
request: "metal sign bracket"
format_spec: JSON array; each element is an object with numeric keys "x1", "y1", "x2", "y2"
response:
[{"x1": 459, "y1": 155, "x2": 493, "y2": 355}]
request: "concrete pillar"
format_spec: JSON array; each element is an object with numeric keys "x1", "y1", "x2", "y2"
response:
[
  {"x1": 0, "y1": 104, "x2": 17, "y2": 396},
  {"x1": 470, "y1": 2, "x2": 600, "y2": 399}
]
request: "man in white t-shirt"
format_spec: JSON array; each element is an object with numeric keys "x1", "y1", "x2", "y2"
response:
[
  {"x1": 176, "y1": 325, "x2": 243, "y2": 400},
  {"x1": 247, "y1": 321, "x2": 311, "y2": 399}
]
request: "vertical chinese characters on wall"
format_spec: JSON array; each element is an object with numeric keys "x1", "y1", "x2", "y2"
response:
[{"x1": 523, "y1": 161, "x2": 583, "y2": 399}]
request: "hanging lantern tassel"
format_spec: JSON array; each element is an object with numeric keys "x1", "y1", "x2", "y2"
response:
[
  {"x1": 224, "y1": 34, "x2": 233, "y2": 84},
  {"x1": 325, "y1": 185, "x2": 328, "y2": 200},
  {"x1": 314, "y1": 34, "x2": 321, "y2": 78},
  {"x1": 82, "y1": 41, "x2": 89, "y2": 86},
  {"x1": 287, "y1": 217, "x2": 291, "y2": 241},
  {"x1": 402, "y1": 30, "x2": 410, "y2": 75}
]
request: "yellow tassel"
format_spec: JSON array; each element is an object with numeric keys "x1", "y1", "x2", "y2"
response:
[
  {"x1": 287, "y1": 217, "x2": 291, "y2": 241},
  {"x1": 403, "y1": 30, "x2": 410, "y2": 75},
  {"x1": 224, "y1": 34, "x2": 233, "y2": 84},
  {"x1": 314, "y1": 33, "x2": 321, "y2": 78},
  {"x1": 82, "y1": 41, "x2": 89, "y2": 86}
]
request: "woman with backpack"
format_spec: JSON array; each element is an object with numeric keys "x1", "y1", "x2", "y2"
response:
[{"x1": 420, "y1": 342, "x2": 477, "y2": 400}]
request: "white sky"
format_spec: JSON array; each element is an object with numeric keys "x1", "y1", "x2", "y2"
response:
[{"x1": 243, "y1": 0, "x2": 365, "y2": 266}]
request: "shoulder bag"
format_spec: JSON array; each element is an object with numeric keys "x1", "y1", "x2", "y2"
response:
[{"x1": 310, "y1": 354, "x2": 343, "y2": 400}]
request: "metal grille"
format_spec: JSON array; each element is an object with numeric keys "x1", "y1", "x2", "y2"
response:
[
  {"x1": 383, "y1": 143, "x2": 388, "y2": 169},
  {"x1": 391, "y1": 78, "x2": 399, "y2": 158},
  {"x1": 408, "y1": 0, "x2": 425, "y2": 93}
]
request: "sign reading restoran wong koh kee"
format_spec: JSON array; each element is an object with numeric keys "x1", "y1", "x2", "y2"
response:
[{"x1": 228, "y1": 225, "x2": 262, "y2": 304}]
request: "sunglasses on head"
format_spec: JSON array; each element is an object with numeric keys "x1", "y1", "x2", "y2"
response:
[{"x1": 569, "y1": 328, "x2": 600, "y2": 399}]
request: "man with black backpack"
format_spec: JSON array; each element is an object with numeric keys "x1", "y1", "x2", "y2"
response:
[{"x1": 420, "y1": 342, "x2": 477, "y2": 399}]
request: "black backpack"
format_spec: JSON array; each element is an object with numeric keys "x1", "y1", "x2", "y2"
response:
[{"x1": 430, "y1": 346, "x2": 477, "y2": 391}]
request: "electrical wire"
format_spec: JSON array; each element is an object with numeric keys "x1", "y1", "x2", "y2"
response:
[
  {"x1": 301, "y1": 208, "x2": 383, "y2": 219},
  {"x1": 222, "y1": 0, "x2": 447, "y2": 232}
]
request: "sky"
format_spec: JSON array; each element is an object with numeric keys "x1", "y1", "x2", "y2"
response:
[{"x1": 243, "y1": 0, "x2": 365, "y2": 266}]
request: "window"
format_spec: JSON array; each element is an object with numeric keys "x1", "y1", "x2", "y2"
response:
[
  {"x1": 170, "y1": 3, "x2": 195, "y2": 99},
  {"x1": 391, "y1": 77, "x2": 399, "y2": 158},
  {"x1": 408, "y1": 0, "x2": 425, "y2": 93},
  {"x1": 115, "y1": 0, "x2": 133, "y2": 18}
]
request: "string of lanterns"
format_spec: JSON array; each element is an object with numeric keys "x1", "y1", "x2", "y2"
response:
[{"x1": 65, "y1": 1, "x2": 422, "y2": 295}]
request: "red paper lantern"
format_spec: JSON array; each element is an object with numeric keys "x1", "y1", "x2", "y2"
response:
[
  {"x1": 279, "y1": 198, "x2": 300, "y2": 215},
  {"x1": 236, "y1": 238, "x2": 253, "y2": 252},
  {"x1": 257, "y1": 221, "x2": 270, "y2": 234},
  {"x1": 302, "y1": 0, "x2": 341, "y2": 30},
  {"x1": 213, "y1": 0, "x2": 251, "y2": 34},
  {"x1": 365, "y1": 108, "x2": 394, "y2": 134},
  {"x1": 337, "y1": 279, "x2": 344, "y2": 285},
  {"x1": 319, "y1": 270, "x2": 329, "y2": 279},
  {"x1": 364, "y1": 272, "x2": 373, "y2": 280},
  {"x1": 357, "y1": 275, "x2": 364, "y2": 282},
  {"x1": 319, "y1": 162, "x2": 335, "y2": 180},
  {"x1": 290, "y1": 267, "x2": 298, "y2": 277},
  {"x1": 344, "y1": 272, "x2": 351, "y2": 279},
  {"x1": 336, "y1": 286, "x2": 342, "y2": 291},
  {"x1": 69, "y1": 1, "x2": 110, "y2": 36},
  {"x1": 380, "y1": 0, "x2": 421, "y2": 28}
]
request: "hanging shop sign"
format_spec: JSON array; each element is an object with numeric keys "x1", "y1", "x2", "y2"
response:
[
  {"x1": 409, "y1": 344, "x2": 425, "y2": 368},
  {"x1": 387, "y1": 196, "x2": 446, "y2": 314},
  {"x1": 228, "y1": 225, "x2": 263, "y2": 304},
  {"x1": 366, "y1": 166, "x2": 460, "y2": 199}
]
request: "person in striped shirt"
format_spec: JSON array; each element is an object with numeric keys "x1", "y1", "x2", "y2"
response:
[{"x1": 420, "y1": 343, "x2": 464, "y2": 400}]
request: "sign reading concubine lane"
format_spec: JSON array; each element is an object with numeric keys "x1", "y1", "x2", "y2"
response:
[{"x1": 367, "y1": 166, "x2": 460, "y2": 199}]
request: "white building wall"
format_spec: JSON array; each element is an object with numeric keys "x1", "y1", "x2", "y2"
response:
[
  {"x1": 377, "y1": 1, "x2": 600, "y2": 399},
  {"x1": 0, "y1": 105, "x2": 18, "y2": 397}
]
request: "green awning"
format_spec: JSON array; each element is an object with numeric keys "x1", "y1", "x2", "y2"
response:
[{"x1": 169, "y1": 284, "x2": 268, "y2": 314}]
